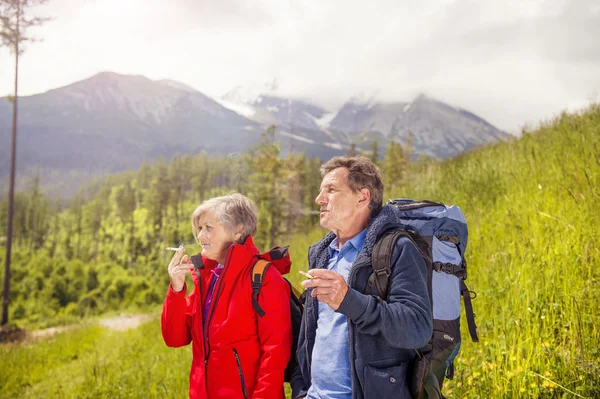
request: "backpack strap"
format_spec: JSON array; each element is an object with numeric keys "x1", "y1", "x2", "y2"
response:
[
  {"x1": 432, "y1": 262, "x2": 466, "y2": 279},
  {"x1": 190, "y1": 254, "x2": 204, "y2": 282},
  {"x1": 460, "y1": 280, "x2": 479, "y2": 342},
  {"x1": 251, "y1": 259, "x2": 271, "y2": 317},
  {"x1": 370, "y1": 229, "x2": 432, "y2": 301}
]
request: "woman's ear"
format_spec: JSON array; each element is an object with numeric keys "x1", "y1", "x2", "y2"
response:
[{"x1": 233, "y1": 225, "x2": 244, "y2": 242}]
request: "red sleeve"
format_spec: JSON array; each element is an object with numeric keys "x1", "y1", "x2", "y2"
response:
[
  {"x1": 161, "y1": 282, "x2": 195, "y2": 347},
  {"x1": 251, "y1": 268, "x2": 292, "y2": 399}
]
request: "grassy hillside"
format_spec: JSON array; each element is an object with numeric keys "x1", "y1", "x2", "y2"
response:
[
  {"x1": 385, "y1": 106, "x2": 599, "y2": 398},
  {"x1": 1, "y1": 106, "x2": 598, "y2": 398}
]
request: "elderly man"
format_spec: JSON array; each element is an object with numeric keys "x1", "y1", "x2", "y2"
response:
[{"x1": 293, "y1": 156, "x2": 432, "y2": 399}]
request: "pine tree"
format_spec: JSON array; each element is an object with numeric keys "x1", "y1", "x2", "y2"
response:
[
  {"x1": 1, "y1": 0, "x2": 52, "y2": 325},
  {"x1": 382, "y1": 141, "x2": 405, "y2": 194}
]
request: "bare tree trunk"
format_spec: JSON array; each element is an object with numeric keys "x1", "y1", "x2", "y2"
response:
[
  {"x1": 269, "y1": 179, "x2": 277, "y2": 249},
  {"x1": 2, "y1": 3, "x2": 20, "y2": 326}
]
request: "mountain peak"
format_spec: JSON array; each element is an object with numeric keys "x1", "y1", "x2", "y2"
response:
[
  {"x1": 86, "y1": 71, "x2": 152, "y2": 85},
  {"x1": 222, "y1": 79, "x2": 279, "y2": 105},
  {"x1": 157, "y1": 79, "x2": 198, "y2": 93},
  {"x1": 37, "y1": 72, "x2": 218, "y2": 125}
]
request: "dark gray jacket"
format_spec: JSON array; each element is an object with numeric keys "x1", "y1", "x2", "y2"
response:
[{"x1": 293, "y1": 205, "x2": 433, "y2": 399}]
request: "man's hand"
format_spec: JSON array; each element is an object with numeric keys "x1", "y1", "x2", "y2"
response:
[{"x1": 300, "y1": 269, "x2": 348, "y2": 311}]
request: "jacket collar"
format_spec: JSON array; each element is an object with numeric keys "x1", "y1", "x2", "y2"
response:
[
  {"x1": 198, "y1": 235, "x2": 292, "y2": 276},
  {"x1": 309, "y1": 205, "x2": 405, "y2": 266},
  {"x1": 200, "y1": 235, "x2": 260, "y2": 272}
]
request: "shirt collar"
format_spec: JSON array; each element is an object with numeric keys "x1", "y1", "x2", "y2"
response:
[{"x1": 328, "y1": 228, "x2": 368, "y2": 256}]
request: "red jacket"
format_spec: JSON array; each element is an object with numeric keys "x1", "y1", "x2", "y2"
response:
[{"x1": 161, "y1": 235, "x2": 292, "y2": 399}]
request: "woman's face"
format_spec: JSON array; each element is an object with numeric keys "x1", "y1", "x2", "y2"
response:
[{"x1": 196, "y1": 212, "x2": 237, "y2": 264}]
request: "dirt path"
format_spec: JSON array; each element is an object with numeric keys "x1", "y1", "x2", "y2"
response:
[
  {"x1": 27, "y1": 313, "x2": 156, "y2": 340},
  {"x1": 97, "y1": 313, "x2": 155, "y2": 331}
]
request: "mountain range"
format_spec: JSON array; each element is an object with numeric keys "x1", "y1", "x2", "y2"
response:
[{"x1": 0, "y1": 72, "x2": 510, "y2": 194}]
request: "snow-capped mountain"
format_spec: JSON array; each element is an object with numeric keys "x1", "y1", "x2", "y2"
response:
[
  {"x1": 0, "y1": 72, "x2": 261, "y2": 179},
  {"x1": 327, "y1": 94, "x2": 510, "y2": 158},
  {"x1": 221, "y1": 88, "x2": 510, "y2": 159},
  {"x1": 0, "y1": 72, "x2": 510, "y2": 195}
]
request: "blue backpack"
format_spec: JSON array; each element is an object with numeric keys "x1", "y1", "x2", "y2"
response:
[{"x1": 369, "y1": 199, "x2": 479, "y2": 399}]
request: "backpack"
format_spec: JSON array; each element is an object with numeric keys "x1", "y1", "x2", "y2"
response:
[
  {"x1": 369, "y1": 199, "x2": 479, "y2": 399},
  {"x1": 250, "y1": 249, "x2": 304, "y2": 384}
]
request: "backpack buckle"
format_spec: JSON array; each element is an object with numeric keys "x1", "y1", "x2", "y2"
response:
[{"x1": 375, "y1": 268, "x2": 391, "y2": 277}]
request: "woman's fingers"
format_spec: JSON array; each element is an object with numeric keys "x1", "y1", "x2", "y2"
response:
[
  {"x1": 169, "y1": 264, "x2": 192, "y2": 277},
  {"x1": 168, "y1": 247, "x2": 186, "y2": 269}
]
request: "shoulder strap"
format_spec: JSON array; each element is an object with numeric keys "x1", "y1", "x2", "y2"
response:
[
  {"x1": 190, "y1": 254, "x2": 204, "y2": 282},
  {"x1": 251, "y1": 259, "x2": 271, "y2": 317},
  {"x1": 370, "y1": 229, "x2": 432, "y2": 301},
  {"x1": 460, "y1": 280, "x2": 479, "y2": 342}
]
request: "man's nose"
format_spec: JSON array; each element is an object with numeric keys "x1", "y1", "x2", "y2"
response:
[{"x1": 315, "y1": 191, "x2": 325, "y2": 205}]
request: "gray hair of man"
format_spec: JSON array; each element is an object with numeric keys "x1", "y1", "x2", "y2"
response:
[
  {"x1": 191, "y1": 193, "x2": 258, "y2": 244},
  {"x1": 320, "y1": 155, "x2": 384, "y2": 215}
]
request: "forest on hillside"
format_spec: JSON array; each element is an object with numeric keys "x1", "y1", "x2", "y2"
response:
[{"x1": 0, "y1": 126, "x2": 415, "y2": 328}]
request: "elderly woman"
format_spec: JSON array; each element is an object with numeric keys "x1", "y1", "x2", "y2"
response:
[{"x1": 161, "y1": 193, "x2": 292, "y2": 399}]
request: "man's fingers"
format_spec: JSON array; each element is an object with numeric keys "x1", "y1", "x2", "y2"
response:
[
  {"x1": 308, "y1": 269, "x2": 341, "y2": 279},
  {"x1": 316, "y1": 294, "x2": 331, "y2": 302},
  {"x1": 301, "y1": 278, "x2": 334, "y2": 289},
  {"x1": 311, "y1": 287, "x2": 333, "y2": 297}
]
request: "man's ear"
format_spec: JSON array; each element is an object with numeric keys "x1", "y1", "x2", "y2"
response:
[{"x1": 358, "y1": 188, "x2": 371, "y2": 209}]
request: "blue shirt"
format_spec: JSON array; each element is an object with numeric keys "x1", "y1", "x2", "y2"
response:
[{"x1": 307, "y1": 229, "x2": 367, "y2": 399}]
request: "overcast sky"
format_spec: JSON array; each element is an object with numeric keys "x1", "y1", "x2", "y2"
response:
[{"x1": 0, "y1": 0, "x2": 598, "y2": 133}]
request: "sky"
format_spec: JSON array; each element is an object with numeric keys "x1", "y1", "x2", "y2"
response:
[{"x1": 0, "y1": 0, "x2": 599, "y2": 134}]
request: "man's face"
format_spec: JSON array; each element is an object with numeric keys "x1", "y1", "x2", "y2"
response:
[{"x1": 315, "y1": 167, "x2": 364, "y2": 234}]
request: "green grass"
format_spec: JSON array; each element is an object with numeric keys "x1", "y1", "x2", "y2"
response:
[
  {"x1": 0, "y1": 320, "x2": 191, "y2": 398},
  {"x1": 1, "y1": 106, "x2": 599, "y2": 398},
  {"x1": 386, "y1": 106, "x2": 600, "y2": 398}
]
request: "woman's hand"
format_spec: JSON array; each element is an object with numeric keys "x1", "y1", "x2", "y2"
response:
[{"x1": 168, "y1": 247, "x2": 191, "y2": 292}]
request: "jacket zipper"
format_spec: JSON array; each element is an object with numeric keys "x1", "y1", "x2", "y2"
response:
[
  {"x1": 346, "y1": 258, "x2": 371, "y2": 398},
  {"x1": 203, "y1": 247, "x2": 236, "y2": 389},
  {"x1": 305, "y1": 296, "x2": 311, "y2": 377},
  {"x1": 305, "y1": 253, "x2": 315, "y2": 377},
  {"x1": 233, "y1": 348, "x2": 248, "y2": 399}
]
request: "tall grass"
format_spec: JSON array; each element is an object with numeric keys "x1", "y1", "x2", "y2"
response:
[{"x1": 387, "y1": 106, "x2": 600, "y2": 398}]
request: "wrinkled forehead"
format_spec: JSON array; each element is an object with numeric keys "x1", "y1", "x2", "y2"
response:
[{"x1": 320, "y1": 167, "x2": 350, "y2": 190}]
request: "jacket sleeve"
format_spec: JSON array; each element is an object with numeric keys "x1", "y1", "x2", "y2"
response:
[
  {"x1": 161, "y1": 282, "x2": 195, "y2": 347},
  {"x1": 337, "y1": 237, "x2": 433, "y2": 349},
  {"x1": 290, "y1": 362, "x2": 307, "y2": 399},
  {"x1": 252, "y1": 267, "x2": 292, "y2": 399}
]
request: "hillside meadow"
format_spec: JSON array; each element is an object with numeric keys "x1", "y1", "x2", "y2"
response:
[{"x1": 1, "y1": 106, "x2": 599, "y2": 398}]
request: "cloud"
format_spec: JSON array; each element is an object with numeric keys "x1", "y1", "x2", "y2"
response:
[{"x1": 0, "y1": 0, "x2": 598, "y2": 133}]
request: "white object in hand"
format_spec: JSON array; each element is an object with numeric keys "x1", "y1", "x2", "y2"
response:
[
  {"x1": 298, "y1": 270, "x2": 313, "y2": 279},
  {"x1": 166, "y1": 247, "x2": 181, "y2": 251}
]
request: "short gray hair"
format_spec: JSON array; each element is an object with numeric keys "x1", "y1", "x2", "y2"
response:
[
  {"x1": 320, "y1": 156, "x2": 384, "y2": 214},
  {"x1": 191, "y1": 193, "x2": 258, "y2": 243}
]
